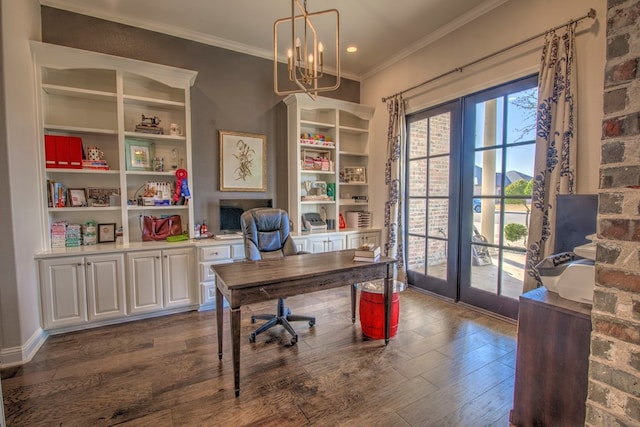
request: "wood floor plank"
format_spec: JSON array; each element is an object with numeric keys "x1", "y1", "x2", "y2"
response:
[{"x1": 2, "y1": 288, "x2": 518, "y2": 427}]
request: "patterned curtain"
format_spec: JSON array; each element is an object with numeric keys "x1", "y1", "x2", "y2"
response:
[
  {"x1": 385, "y1": 95, "x2": 406, "y2": 282},
  {"x1": 523, "y1": 24, "x2": 577, "y2": 292}
]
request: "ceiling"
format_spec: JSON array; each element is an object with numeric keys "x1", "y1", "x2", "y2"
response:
[{"x1": 40, "y1": 0, "x2": 508, "y2": 80}]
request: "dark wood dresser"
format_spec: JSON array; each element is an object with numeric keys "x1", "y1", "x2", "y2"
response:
[{"x1": 510, "y1": 287, "x2": 592, "y2": 427}]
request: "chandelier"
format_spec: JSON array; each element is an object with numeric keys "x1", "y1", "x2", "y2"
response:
[{"x1": 274, "y1": 0, "x2": 340, "y2": 99}]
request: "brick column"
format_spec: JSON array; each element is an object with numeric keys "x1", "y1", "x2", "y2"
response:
[{"x1": 586, "y1": 0, "x2": 640, "y2": 425}]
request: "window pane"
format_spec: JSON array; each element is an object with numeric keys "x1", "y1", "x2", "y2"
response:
[
  {"x1": 409, "y1": 159, "x2": 426, "y2": 197},
  {"x1": 506, "y1": 88, "x2": 538, "y2": 144},
  {"x1": 408, "y1": 119, "x2": 427, "y2": 159},
  {"x1": 408, "y1": 198, "x2": 426, "y2": 235},
  {"x1": 426, "y1": 238, "x2": 447, "y2": 281},
  {"x1": 474, "y1": 97, "x2": 504, "y2": 149},
  {"x1": 470, "y1": 244, "x2": 497, "y2": 292},
  {"x1": 428, "y1": 156, "x2": 449, "y2": 197},
  {"x1": 505, "y1": 144, "x2": 535, "y2": 184},
  {"x1": 429, "y1": 113, "x2": 450, "y2": 156},
  {"x1": 503, "y1": 198, "x2": 531, "y2": 250},
  {"x1": 500, "y1": 248, "x2": 525, "y2": 299},
  {"x1": 473, "y1": 149, "x2": 503, "y2": 197},
  {"x1": 427, "y1": 198, "x2": 448, "y2": 238},
  {"x1": 407, "y1": 235, "x2": 425, "y2": 273}
]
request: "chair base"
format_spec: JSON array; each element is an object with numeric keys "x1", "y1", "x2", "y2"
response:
[{"x1": 250, "y1": 298, "x2": 315, "y2": 345}]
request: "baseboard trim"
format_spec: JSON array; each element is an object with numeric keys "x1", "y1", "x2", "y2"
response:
[{"x1": 0, "y1": 327, "x2": 48, "y2": 368}]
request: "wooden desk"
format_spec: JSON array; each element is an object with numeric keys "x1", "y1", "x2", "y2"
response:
[
  {"x1": 213, "y1": 250, "x2": 396, "y2": 396},
  {"x1": 510, "y1": 287, "x2": 592, "y2": 426}
]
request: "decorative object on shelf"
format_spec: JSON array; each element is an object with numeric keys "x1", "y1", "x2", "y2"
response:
[
  {"x1": 173, "y1": 168, "x2": 191, "y2": 204},
  {"x1": 51, "y1": 221, "x2": 67, "y2": 248},
  {"x1": 69, "y1": 188, "x2": 88, "y2": 207},
  {"x1": 87, "y1": 188, "x2": 120, "y2": 207},
  {"x1": 82, "y1": 220, "x2": 97, "y2": 245},
  {"x1": 342, "y1": 166, "x2": 367, "y2": 184},
  {"x1": 65, "y1": 224, "x2": 82, "y2": 247},
  {"x1": 47, "y1": 180, "x2": 67, "y2": 208},
  {"x1": 169, "y1": 123, "x2": 182, "y2": 136},
  {"x1": 347, "y1": 211, "x2": 372, "y2": 228},
  {"x1": 44, "y1": 135, "x2": 83, "y2": 169},
  {"x1": 219, "y1": 130, "x2": 266, "y2": 192},
  {"x1": 135, "y1": 114, "x2": 164, "y2": 134},
  {"x1": 97, "y1": 223, "x2": 116, "y2": 243},
  {"x1": 143, "y1": 181, "x2": 172, "y2": 205},
  {"x1": 299, "y1": 133, "x2": 335, "y2": 147},
  {"x1": 125, "y1": 139, "x2": 155, "y2": 171},
  {"x1": 339, "y1": 213, "x2": 346, "y2": 229},
  {"x1": 301, "y1": 180, "x2": 332, "y2": 201},
  {"x1": 273, "y1": 0, "x2": 341, "y2": 98},
  {"x1": 140, "y1": 215, "x2": 182, "y2": 241}
]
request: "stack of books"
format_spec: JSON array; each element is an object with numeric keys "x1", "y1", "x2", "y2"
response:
[
  {"x1": 353, "y1": 243, "x2": 381, "y2": 262},
  {"x1": 82, "y1": 159, "x2": 110, "y2": 170}
]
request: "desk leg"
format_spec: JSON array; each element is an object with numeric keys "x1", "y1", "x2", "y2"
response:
[
  {"x1": 351, "y1": 284, "x2": 357, "y2": 324},
  {"x1": 384, "y1": 265, "x2": 392, "y2": 345},
  {"x1": 231, "y1": 307, "x2": 241, "y2": 397},
  {"x1": 216, "y1": 285, "x2": 223, "y2": 360}
]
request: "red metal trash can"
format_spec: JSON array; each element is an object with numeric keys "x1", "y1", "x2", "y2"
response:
[{"x1": 357, "y1": 279, "x2": 405, "y2": 339}]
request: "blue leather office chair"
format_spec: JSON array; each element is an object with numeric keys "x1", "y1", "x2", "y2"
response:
[{"x1": 240, "y1": 208, "x2": 316, "y2": 344}]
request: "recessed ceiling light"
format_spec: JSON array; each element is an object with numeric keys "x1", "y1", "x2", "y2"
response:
[{"x1": 346, "y1": 46, "x2": 358, "y2": 53}]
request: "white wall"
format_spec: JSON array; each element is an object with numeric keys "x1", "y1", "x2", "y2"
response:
[
  {"x1": 0, "y1": 0, "x2": 45, "y2": 365},
  {"x1": 361, "y1": 0, "x2": 606, "y2": 232}
]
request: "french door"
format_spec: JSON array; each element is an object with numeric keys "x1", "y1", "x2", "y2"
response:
[
  {"x1": 406, "y1": 75, "x2": 538, "y2": 319},
  {"x1": 405, "y1": 100, "x2": 461, "y2": 300}
]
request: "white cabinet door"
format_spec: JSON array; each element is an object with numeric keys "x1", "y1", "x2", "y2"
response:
[
  {"x1": 127, "y1": 250, "x2": 163, "y2": 315},
  {"x1": 162, "y1": 247, "x2": 195, "y2": 308},
  {"x1": 85, "y1": 253, "x2": 126, "y2": 321},
  {"x1": 347, "y1": 231, "x2": 381, "y2": 249},
  {"x1": 307, "y1": 234, "x2": 346, "y2": 253},
  {"x1": 39, "y1": 257, "x2": 87, "y2": 329}
]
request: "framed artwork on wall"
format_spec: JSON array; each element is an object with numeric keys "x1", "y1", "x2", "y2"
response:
[{"x1": 219, "y1": 130, "x2": 266, "y2": 192}]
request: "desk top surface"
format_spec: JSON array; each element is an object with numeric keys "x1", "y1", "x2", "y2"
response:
[{"x1": 212, "y1": 250, "x2": 395, "y2": 290}]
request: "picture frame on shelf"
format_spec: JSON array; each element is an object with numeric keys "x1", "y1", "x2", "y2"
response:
[
  {"x1": 87, "y1": 188, "x2": 120, "y2": 207},
  {"x1": 69, "y1": 188, "x2": 87, "y2": 207},
  {"x1": 97, "y1": 223, "x2": 116, "y2": 243},
  {"x1": 342, "y1": 166, "x2": 367, "y2": 184},
  {"x1": 219, "y1": 130, "x2": 266, "y2": 192},
  {"x1": 125, "y1": 139, "x2": 155, "y2": 171}
]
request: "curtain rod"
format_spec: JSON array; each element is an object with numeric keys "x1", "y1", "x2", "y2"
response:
[{"x1": 381, "y1": 8, "x2": 596, "y2": 103}]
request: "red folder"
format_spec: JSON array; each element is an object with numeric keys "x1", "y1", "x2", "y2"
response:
[
  {"x1": 55, "y1": 136, "x2": 69, "y2": 168},
  {"x1": 68, "y1": 137, "x2": 83, "y2": 169},
  {"x1": 44, "y1": 135, "x2": 57, "y2": 168}
]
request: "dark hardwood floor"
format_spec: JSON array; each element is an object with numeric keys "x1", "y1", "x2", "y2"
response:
[{"x1": 2, "y1": 287, "x2": 517, "y2": 426}]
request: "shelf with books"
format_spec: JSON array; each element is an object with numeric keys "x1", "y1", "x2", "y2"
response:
[{"x1": 32, "y1": 41, "x2": 197, "y2": 249}]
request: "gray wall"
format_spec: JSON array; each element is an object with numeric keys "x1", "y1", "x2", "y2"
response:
[{"x1": 41, "y1": 6, "x2": 360, "y2": 232}]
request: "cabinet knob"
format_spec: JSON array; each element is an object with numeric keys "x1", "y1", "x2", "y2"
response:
[
  {"x1": 86, "y1": 262, "x2": 91, "y2": 266},
  {"x1": 164, "y1": 255, "x2": 168, "y2": 258},
  {"x1": 155, "y1": 256, "x2": 160, "y2": 259},
  {"x1": 77, "y1": 263, "x2": 82, "y2": 266}
]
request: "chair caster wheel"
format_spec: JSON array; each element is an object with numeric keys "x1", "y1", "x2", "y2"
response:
[
  {"x1": 249, "y1": 333, "x2": 256, "y2": 343},
  {"x1": 251, "y1": 317, "x2": 256, "y2": 324},
  {"x1": 309, "y1": 320, "x2": 315, "y2": 327},
  {"x1": 290, "y1": 335, "x2": 298, "y2": 345}
]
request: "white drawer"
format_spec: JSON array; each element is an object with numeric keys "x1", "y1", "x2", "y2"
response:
[
  {"x1": 200, "y1": 246, "x2": 231, "y2": 261},
  {"x1": 200, "y1": 282, "x2": 216, "y2": 306},
  {"x1": 231, "y1": 243, "x2": 246, "y2": 260},
  {"x1": 200, "y1": 259, "x2": 232, "y2": 281}
]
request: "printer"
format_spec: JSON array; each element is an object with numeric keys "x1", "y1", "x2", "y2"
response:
[{"x1": 536, "y1": 238, "x2": 596, "y2": 304}]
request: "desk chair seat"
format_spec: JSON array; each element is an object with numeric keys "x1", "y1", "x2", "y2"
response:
[{"x1": 241, "y1": 208, "x2": 316, "y2": 345}]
